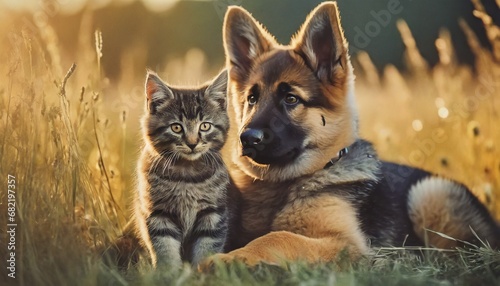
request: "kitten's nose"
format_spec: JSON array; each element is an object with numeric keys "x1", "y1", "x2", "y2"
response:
[
  {"x1": 187, "y1": 143, "x2": 197, "y2": 151},
  {"x1": 240, "y1": 128, "x2": 264, "y2": 147}
]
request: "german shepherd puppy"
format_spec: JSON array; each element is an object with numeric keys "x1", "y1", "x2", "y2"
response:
[{"x1": 204, "y1": 2, "x2": 500, "y2": 266}]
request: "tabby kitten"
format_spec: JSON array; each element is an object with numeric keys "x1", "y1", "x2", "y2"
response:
[{"x1": 134, "y1": 70, "x2": 230, "y2": 268}]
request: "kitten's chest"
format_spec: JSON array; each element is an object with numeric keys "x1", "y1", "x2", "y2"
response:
[
  {"x1": 139, "y1": 152, "x2": 228, "y2": 230},
  {"x1": 144, "y1": 159, "x2": 227, "y2": 207},
  {"x1": 149, "y1": 176, "x2": 225, "y2": 208},
  {"x1": 151, "y1": 180, "x2": 225, "y2": 230},
  {"x1": 167, "y1": 186, "x2": 211, "y2": 222}
]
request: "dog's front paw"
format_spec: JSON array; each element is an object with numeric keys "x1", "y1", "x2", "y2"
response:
[
  {"x1": 198, "y1": 253, "x2": 240, "y2": 272},
  {"x1": 198, "y1": 249, "x2": 279, "y2": 272}
]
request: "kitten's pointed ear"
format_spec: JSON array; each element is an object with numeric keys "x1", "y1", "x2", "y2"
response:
[
  {"x1": 292, "y1": 2, "x2": 348, "y2": 83},
  {"x1": 223, "y1": 6, "x2": 276, "y2": 77},
  {"x1": 205, "y1": 69, "x2": 228, "y2": 110},
  {"x1": 145, "y1": 72, "x2": 173, "y2": 113}
]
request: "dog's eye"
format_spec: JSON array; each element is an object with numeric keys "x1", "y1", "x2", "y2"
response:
[
  {"x1": 335, "y1": 56, "x2": 344, "y2": 69},
  {"x1": 248, "y1": 95, "x2": 257, "y2": 105},
  {"x1": 171, "y1": 123, "x2": 183, "y2": 133},
  {"x1": 284, "y1": 94, "x2": 299, "y2": 105},
  {"x1": 200, "y1": 122, "x2": 211, "y2": 131}
]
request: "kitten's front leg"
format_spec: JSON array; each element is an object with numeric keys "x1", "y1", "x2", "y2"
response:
[
  {"x1": 189, "y1": 209, "x2": 228, "y2": 266},
  {"x1": 147, "y1": 211, "x2": 183, "y2": 268},
  {"x1": 190, "y1": 234, "x2": 227, "y2": 266},
  {"x1": 151, "y1": 237, "x2": 182, "y2": 268}
]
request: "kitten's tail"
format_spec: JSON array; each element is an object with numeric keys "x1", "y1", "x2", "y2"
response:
[{"x1": 101, "y1": 221, "x2": 144, "y2": 270}]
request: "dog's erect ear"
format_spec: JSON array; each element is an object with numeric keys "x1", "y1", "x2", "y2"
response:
[
  {"x1": 292, "y1": 2, "x2": 348, "y2": 83},
  {"x1": 223, "y1": 6, "x2": 276, "y2": 77},
  {"x1": 145, "y1": 72, "x2": 174, "y2": 113},
  {"x1": 205, "y1": 69, "x2": 228, "y2": 110}
]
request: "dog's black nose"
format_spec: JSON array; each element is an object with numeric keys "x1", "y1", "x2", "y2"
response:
[{"x1": 240, "y1": 128, "x2": 264, "y2": 147}]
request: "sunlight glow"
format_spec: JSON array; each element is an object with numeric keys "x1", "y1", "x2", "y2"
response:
[
  {"x1": 435, "y1": 97, "x2": 445, "y2": 108},
  {"x1": 0, "y1": 0, "x2": 181, "y2": 14},
  {"x1": 141, "y1": 0, "x2": 180, "y2": 12},
  {"x1": 438, "y1": 107, "x2": 449, "y2": 119},
  {"x1": 412, "y1": 119, "x2": 423, "y2": 132}
]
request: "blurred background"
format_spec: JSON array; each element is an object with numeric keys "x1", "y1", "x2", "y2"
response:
[
  {"x1": 2, "y1": 0, "x2": 499, "y2": 80},
  {"x1": 0, "y1": 2, "x2": 499, "y2": 278}
]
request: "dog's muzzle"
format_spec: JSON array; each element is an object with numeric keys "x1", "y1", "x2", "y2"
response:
[
  {"x1": 240, "y1": 128, "x2": 264, "y2": 147},
  {"x1": 240, "y1": 128, "x2": 299, "y2": 165}
]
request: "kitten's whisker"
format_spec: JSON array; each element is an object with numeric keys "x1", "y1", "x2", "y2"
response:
[
  {"x1": 149, "y1": 155, "x2": 162, "y2": 175},
  {"x1": 162, "y1": 153, "x2": 174, "y2": 175},
  {"x1": 163, "y1": 152, "x2": 180, "y2": 176},
  {"x1": 203, "y1": 153, "x2": 213, "y2": 168},
  {"x1": 149, "y1": 150, "x2": 174, "y2": 176},
  {"x1": 202, "y1": 153, "x2": 212, "y2": 169},
  {"x1": 210, "y1": 152, "x2": 219, "y2": 169},
  {"x1": 205, "y1": 152, "x2": 222, "y2": 170}
]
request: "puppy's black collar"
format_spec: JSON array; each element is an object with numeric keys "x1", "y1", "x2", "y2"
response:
[{"x1": 324, "y1": 147, "x2": 349, "y2": 169}]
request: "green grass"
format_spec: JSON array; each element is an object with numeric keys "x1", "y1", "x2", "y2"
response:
[
  {"x1": 1, "y1": 1, "x2": 499, "y2": 285},
  {"x1": 81, "y1": 247, "x2": 500, "y2": 285}
]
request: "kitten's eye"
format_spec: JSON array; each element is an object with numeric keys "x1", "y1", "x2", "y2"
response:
[
  {"x1": 200, "y1": 122, "x2": 211, "y2": 131},
  {"x1": 284, "y1": 94, "x2": 299, "y2": 105},
  {"x1": 170, "y1": 124, "x2": 183, "y2": 133},
  {"x1": 247, "y1": 95, "x2": 257, "y2": 106}
]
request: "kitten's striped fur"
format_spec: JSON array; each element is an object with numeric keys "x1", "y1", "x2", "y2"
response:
[{"x1": 135, "y1": 70, "x2": 230, "y2": 268}]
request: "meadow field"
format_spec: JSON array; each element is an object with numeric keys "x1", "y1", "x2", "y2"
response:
[{"x1": 0, "y1": 0, "x2": 499, "y2": 285}]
